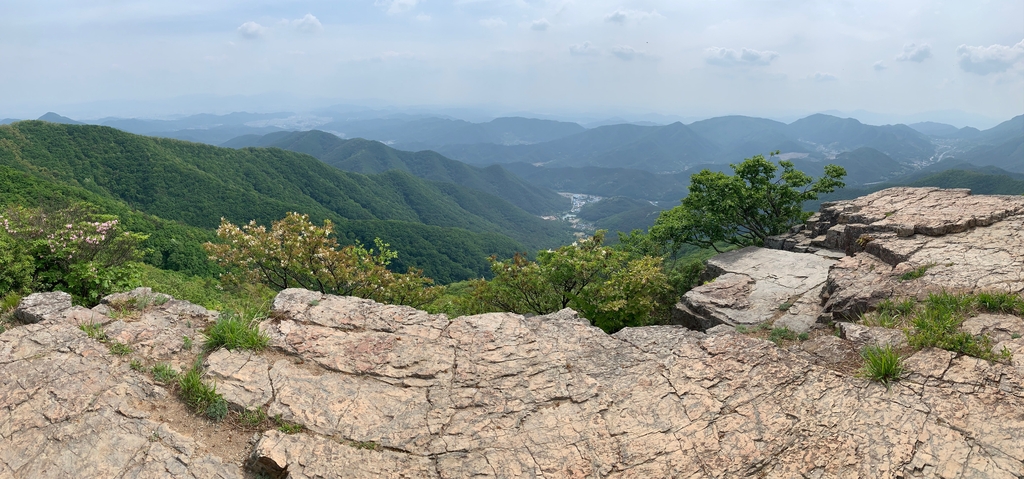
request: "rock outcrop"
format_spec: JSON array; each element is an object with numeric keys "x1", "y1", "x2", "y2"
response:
[
  {"x1": 2, "y1": 187, "x2": 1024, "y2": 478},
  {"x1": 679, "y1": 187, "x2": 1024, "y2": 329},
  {"x1": 2, "y1": 284, "x2": 1022, "y2": 478}
]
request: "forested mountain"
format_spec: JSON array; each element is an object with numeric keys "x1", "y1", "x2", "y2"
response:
[
  {"x1": 37, "y1": 112, "x2": 83, "y2": 124},
  {"x1": 791, "y1": 147, "x2": 907, "y2": 185},
  {"x1": 785, "y1": 114, "x2": 935, "y2": 163},
  {"x1": 576, "y1": 197, "x2": 663, "y2": 238},
  {"x1": 438, "y1": 122, "x2": 720, "y2": 172},
  {"x1": 438, "y1": 113, "x2": 947, "y2": 172},
  {"x1": 0, "y1": 121, "x2": 576, "y2": 282},
  {"x1": 319, "y1": 116, "x2": 586, "y2": 150},
  {"x1": 503, "y1": 163, "x2": 691, "y2": 202},
  {"x1": 223, "y1": 130, "x2": 568, "y2": 215}
]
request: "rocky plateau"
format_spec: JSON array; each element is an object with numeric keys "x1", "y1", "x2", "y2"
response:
[{"x1": 2, "y1": 187, "x2": 1023, "y2": 478}]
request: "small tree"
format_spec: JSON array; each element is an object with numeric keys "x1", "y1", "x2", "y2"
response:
[
  {"x1": 651, "y1": 152, "x2": 845, "y2": 252},
  {"x1": 205, "y1": 212, "x2": 441, "y2": 308}
]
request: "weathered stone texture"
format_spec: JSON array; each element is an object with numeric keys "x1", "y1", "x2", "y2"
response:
[{"x1": 673, "y1": 247, "x2": 834, "y2": 331}]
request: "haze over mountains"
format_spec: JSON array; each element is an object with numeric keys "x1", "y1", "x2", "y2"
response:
[{"x1": 4, "y1": 108, "x2": 1021, "y2": 244}]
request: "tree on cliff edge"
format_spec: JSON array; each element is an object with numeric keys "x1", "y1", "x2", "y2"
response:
[{"x1": 651, "y1": 152, "x2": 846, "y2": 253}]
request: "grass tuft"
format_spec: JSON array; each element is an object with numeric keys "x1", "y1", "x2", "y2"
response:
[
  {"x1": 906, "y1": 292, "x2": 1009, "y2": 361},
  {"x1": 204, "y1": 311, "x2": 269, "y2": 352},
  {"x1": 108, "y1": 341, "x2": 132, "y2": 356},
  {"x1": 860, "y1": 344, "x2": 903, "y2": 389},
  {"x1": 79, "y1": 321, "x2": 108, "y2": 341},
  {"x1": 273, "y1": 414, "x2": 304, "y2": 434},
  {"x1": 349, "y1": 440, "x2": 378, "y2": 450},
  {"x1": 151, "y1": 363, "x2": 178, "y2": 383},
  {"x1": 975, "y1": 292, "x2": 1023, "y2": 315},
  {"x1": 768, "y1": 327, "x2": 797, "y2": 344},
  {"x1": 898, "y1": 264, "x2": 935, "y2": 282},
  {"x1": 178, "y1": 363, "x2": 228, "y2": 421}
]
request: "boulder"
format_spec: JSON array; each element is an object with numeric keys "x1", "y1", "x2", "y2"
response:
[
  {"x1": 13, "y1": 291, "x2": 73, "y2": 323},
  {"x1": 672, "y1": 247, "x2": 834, "y2": 331},
  {"x1": 838, "y1": 321, "x2": 908, "y2": 349}
]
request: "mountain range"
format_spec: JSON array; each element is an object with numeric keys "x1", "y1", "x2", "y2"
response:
[
  {"x1": 0, "y1": 121, "x2": 576, "y2": 282},
  {"x1": 222, "y1": 130, "x2": 567, "y2": 216}
]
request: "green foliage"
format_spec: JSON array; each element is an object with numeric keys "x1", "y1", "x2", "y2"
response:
[
  {"x1": 129, "y1": 359, "x2": 144, "y2": 371},
  {"x1": 975, "y1": 292, "x2": 1023, "y2": 315},
  {"x1": 0, "y1": 122, "x2": 566, "y2": 282},
  {"x1": 79, "y1": 321, "x2": 108, "y2": 341},
  {"x1": 204, "y1": 312, "x2": 270, "y2": 352},
  {"x1": 108, "y1": 341, "x2": 132, "y2": 356},
  {"x1": 906, "y1": 292, "x2": 1009, "y2": 361},
  {"x1": 866, "y1": 297, "x2": 918, "y2": 328},
  {"x1": 860, "y1": 344, "x2": 904, "y2": 389},
  {"x1": 898, "y1": 264, "x2": 934, "y2": 281},
  {"x1": 138, "y1": 264, "x2": 274, "y2": 314},
  {"x1": 239, "y1": 408, "x2": 268, "y2": 428},
  {"x1": 0, "y1": 204, "x2": 144, "y2": 305},
  {"x1": 182, "y1": 336, "x2": 193, "y2": 351},
  {"x1": 178, "y1": 363, "x2": 228, "y2": 421},
  {"x1": 473, "y1": 231, "x2": 673, "y2": 333},
  {"x1": 349, "y1": 441, "x2": 379, "y2": 450},
  {"x1": 207, "y1": 212, "x2": 442, "y2": 308},
  {"x1": 768, "y1": 327, "x2": 797, "y2": 344},
  {"x1": 651, "y1": 152, "x2": 846, "y2": 252},
  {"x1": 273, "y1": 415, "x2": 304, "y2": 434},
  {"x1": 151, "y1": 363, "x2": 178, "y2": 383}
]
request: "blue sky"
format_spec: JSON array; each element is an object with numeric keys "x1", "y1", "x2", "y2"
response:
[{"x1": 2, "y1": 0, "x2": 1022, "y2": 125}]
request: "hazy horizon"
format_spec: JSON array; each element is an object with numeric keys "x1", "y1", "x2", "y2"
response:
[{"x1": 3, "y1": 1, "x2": 1023, "y2": 129}]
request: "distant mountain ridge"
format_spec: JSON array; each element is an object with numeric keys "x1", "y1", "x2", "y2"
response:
[
  {"x1": 0, "y1": 121, "x2": 576, "y2": 282},
  {"x1": 223, "y1": 130, "x2": 569, "y2": 215}
]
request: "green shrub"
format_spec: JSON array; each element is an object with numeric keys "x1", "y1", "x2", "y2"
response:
[
  {"x1": 178, "y1": 364, "x2": 228, "y2": 421},
  {"x1": 860, "y1": 344, "x2": 903, "y2": 389},
  {"x1": 1, "y1": 205, "x2": 145, "y2": 305},
  {"x1": 204, "y1": 312, "x2": 270, "y2": 352},
  {"x1": 273, "y1": 414, "x2": 304, "y2": 434},
  {"x1": 474, "y1": 231, "x2": 674, "y2": 333},
  {"x1": 206, "y1": 213, "x2": 441, "y2": 308}
]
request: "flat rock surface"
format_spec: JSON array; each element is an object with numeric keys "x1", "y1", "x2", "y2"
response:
[
  {"x1": 3, "y1": 287, "x2": 1024, "y2": 478},
  {"x1": 673, "y1": 247, "x2": 834, "y2": 330}
]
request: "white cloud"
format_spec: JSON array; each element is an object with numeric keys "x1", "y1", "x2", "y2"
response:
[
  {"x1": 416, "y1": 13, "x2": 431, "y2": 22},
  {"x1": 611, "y1": 45, "x2": 652, "y2": 61},
  {"x1": 479, "y1": 17, "x2": 506, "y2": 29},
  {"x1": 956, "y1": 39, "x2": 1024, "y2": 75},
  {"x1": 375, "y1": 0, "x2": 419, "y2": 15},
  {"x1": 237, "y1": 21, "x2": 267, "y2": 39},
  {"x1": 811, "y1": 72, "x2": 838, "y2": 82},
  {"x1": 704, "y1": 47, "x2": 779, "y2": 66},
  {"x1": 605, "y1": 9, "x2": 661, "y2": 25},
  {"x1": 895, "y1": 42, "x2": 932, "y2": 62},
  {"x1": 530, "y1": 18, "x2": 550, "y2": 32},
  {"x1": 569, "y1": 42, "x2": 598, "y2": 56},
  {"x1": 291, "y1": 14, "x2": 322, "y2": 33},
  {"x1": 873, "y1": 60, "x2": 886, "y2": 71}
]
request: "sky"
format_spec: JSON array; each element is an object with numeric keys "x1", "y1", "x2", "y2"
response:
[{"x1": 1, "y1": 0, "x2": 1023, "y2": 126}]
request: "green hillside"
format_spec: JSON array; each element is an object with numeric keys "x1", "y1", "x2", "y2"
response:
[
  {"x1": 576, "y1": 197, "x2": 664, "y2": 237},
  {"x1": 224, "y1": 130, "x2": 568, "y2": 215},
  {"x1": 0, "y1": 121, "x2": 574, "y2": 282},
  {"x1": 793, "y1": 147, "x2": 907, "y2": 186}
]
